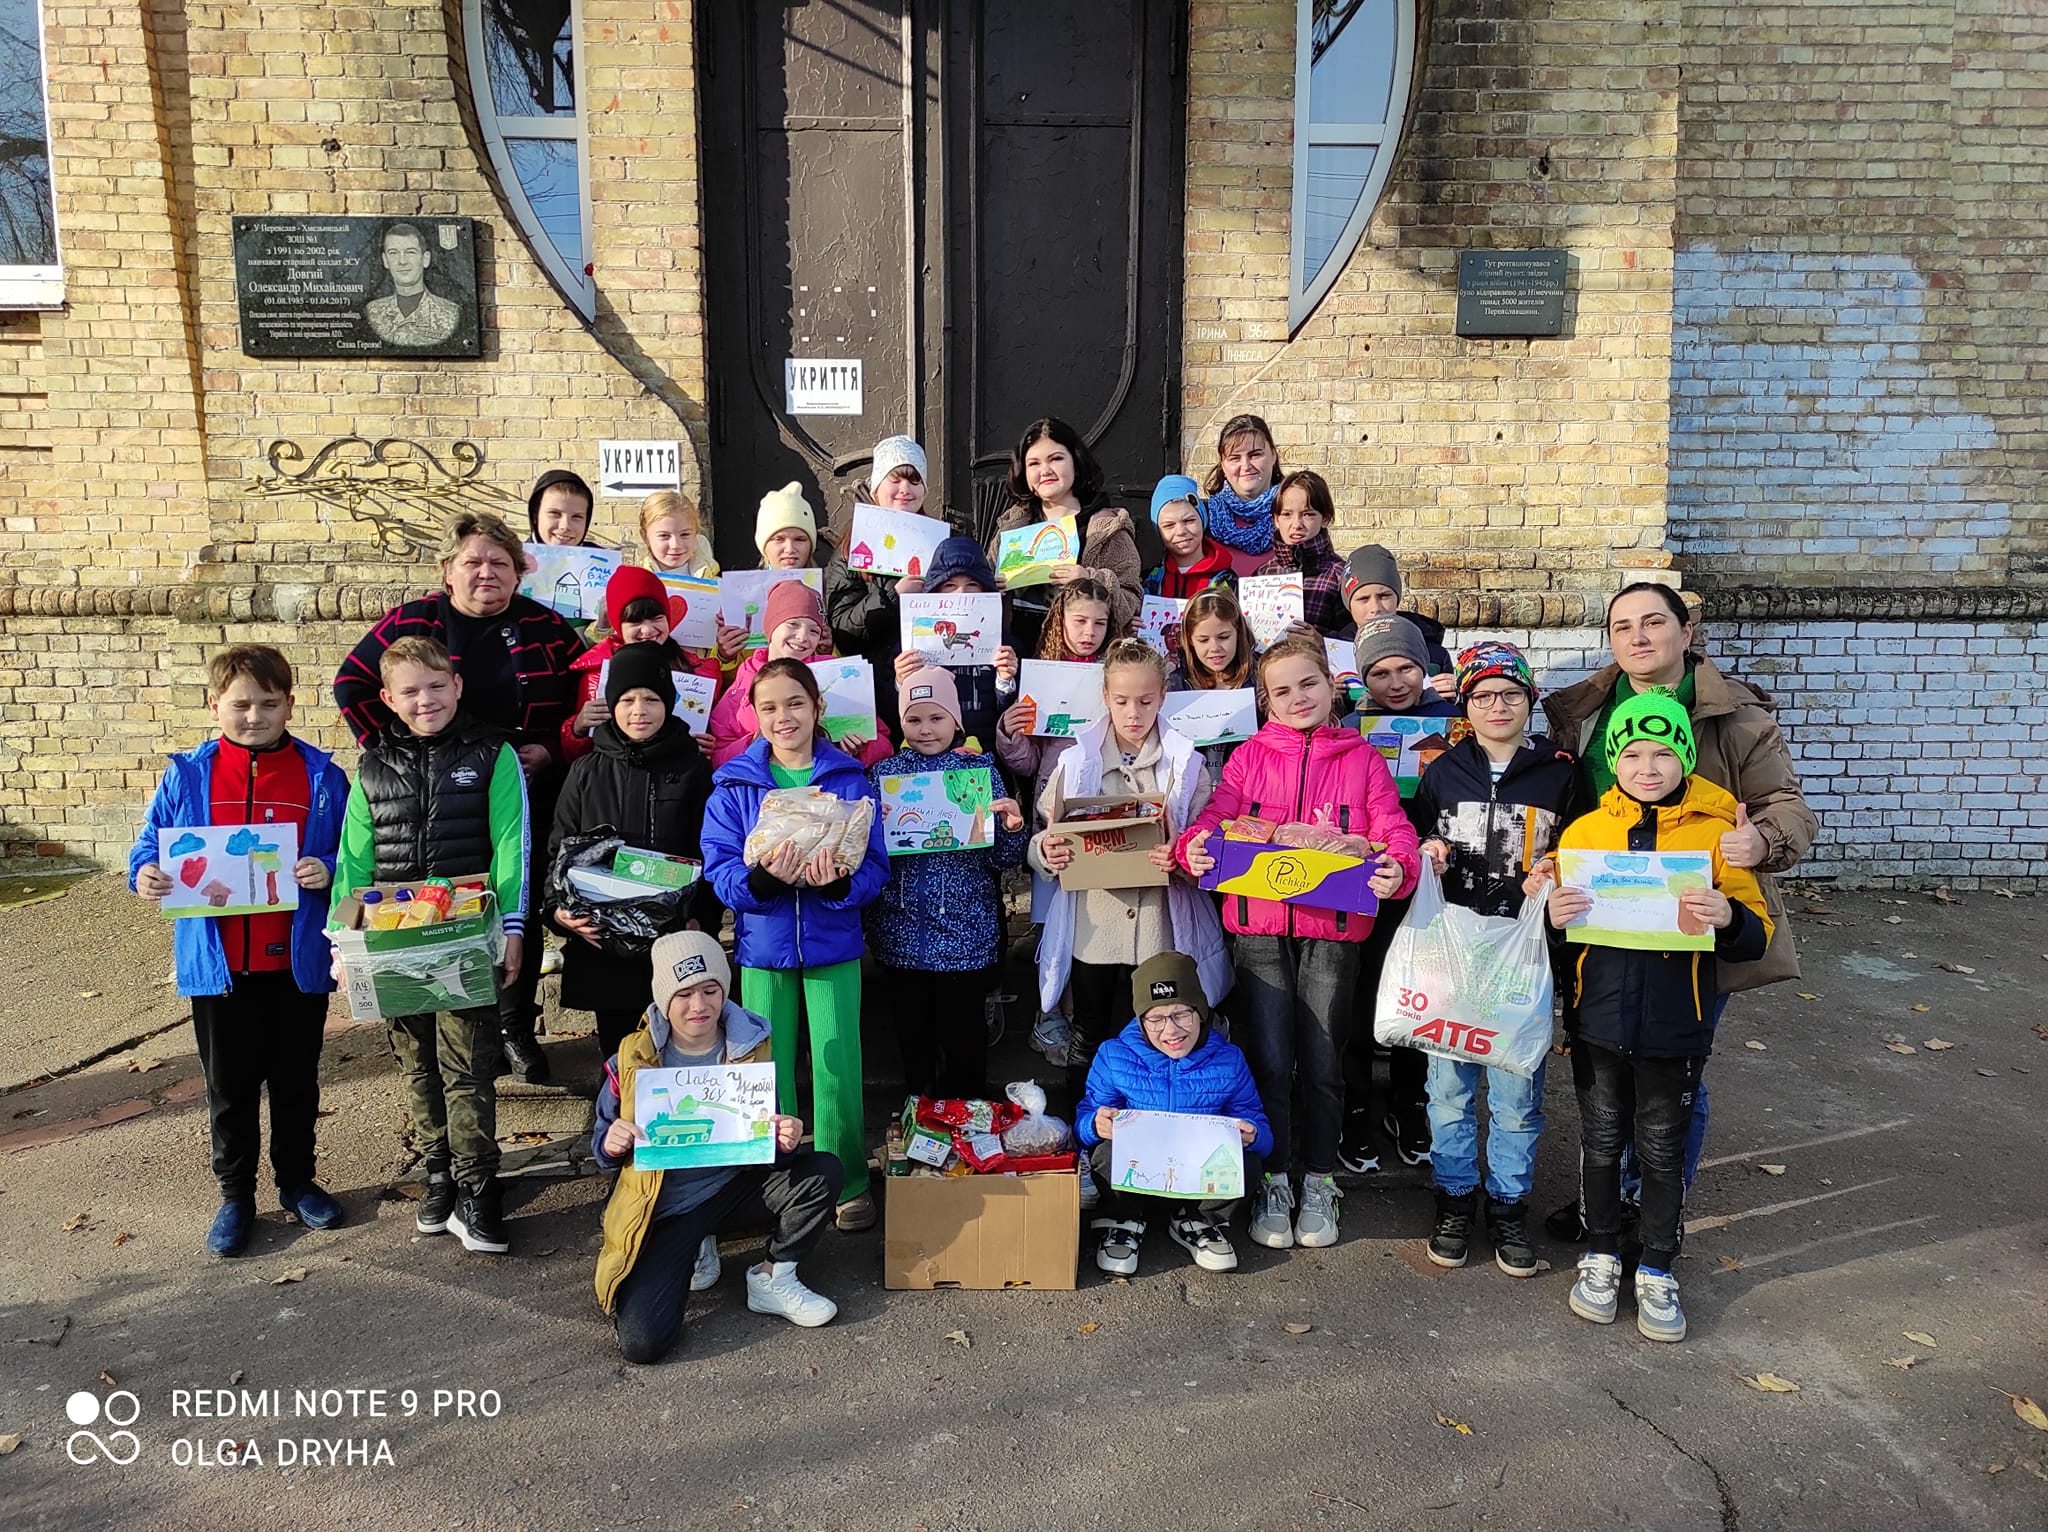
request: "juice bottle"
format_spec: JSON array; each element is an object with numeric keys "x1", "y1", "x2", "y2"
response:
[{"x1": 415, "y1": 878, "x2": 454, "y2": 922}]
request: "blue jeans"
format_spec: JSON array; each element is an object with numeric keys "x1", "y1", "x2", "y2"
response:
[
  {"x1": 1618, "y1": 993, "x2": 1728, "y2": 1199},
  {"x1": 1426, "y1": 1054, "x2": 1547, "y2": 1203}
]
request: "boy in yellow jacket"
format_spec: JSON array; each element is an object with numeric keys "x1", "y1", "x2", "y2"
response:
[{"x1": 1539, "y1": 689, "x2": 1771, "y2": 1344}]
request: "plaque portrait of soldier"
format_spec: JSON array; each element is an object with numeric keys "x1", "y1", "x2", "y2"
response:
[{"x1": 363, "y1": 222, "x2": 464, "y2": 348}]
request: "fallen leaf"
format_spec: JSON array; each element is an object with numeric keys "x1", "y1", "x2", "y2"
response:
[
  {"x1": 1887, "y1": 1042, "x2": 1918, "y2": 1055},
  {"x1": 1904, "y1": 1331, "x2": 1938, "y2": 1347},
  {"x1": 944, "y1": 1329, "x2": 970, "y2": 1349},
  {"x1": 1741, "y1": 1372, "x2": 1802, "y2": 1393},
  {"x1": 1986, "y1": 1463, "x2": 2007, "y2": 1475},
  {"x1": 1283, "y1": 1322, "x2": 1313, "y2": 1335},
  {"x1": 1933, "y1": 887, "x2": 1955, "y2": 905},
  {"x1": 1923, "y1": 1038, "x2": 1954, "y2": 1051},
  {"x1": 1976, "y1": 1068, "x2": 1999, "y2": 1078},
  {"x1": 98, "y1": 1369, "x2": 117, "y2": 1388},
  {"x1": 229, "y1": 1369, "x2": 243, "y2": 1386},
  {"x1": 1796, "y1": 993, "x2": 1818, "y2": 1001},
  {"x1": 1435, "y1": 1413, "x2": 1474, "y2": 1435},
  {"x1": 1883, "y1": 915, "x2": 1904, "y2": 924},
  {"x1": 124, "y1": 1058, "x2": 162, "y2": 1074},
  {"x1": 1077, "y1": 1322, "x2": 1099, "y2": 1334},
  {"x1": 78, "y1": 990, "x2": 100, "y2": 999},
  {"x1": 1909, "y1": 1004, "x2": 1931, "y2": 1014},
  {"x1": 1745, "y1": 1039, "x2": 1769, "y2": 1051},
  {"x1": 2001, "y1": 1392, "x2": 2048, "y2": 1431},
  {"x1": 61, "y1": 1213, "x2": 89, "y2": 1232},
  {"x1": 270, "y1": 1267, "x2": 308, "y2": 1286},
  {"x1": 0, "y1": 1433, "x2": 19, "y2": 1454},
  {"x1": 1884, "y1": 1355, "x2": 1920, "y2": 1370},
  {"x1": 1757, "y1": 1164, "x2": 1788, "y2": 1176},
  {"x1": 1801, "y1": 904, "x2": 1832, "y2": 915},
  {"x1": 1717, "y1": 1255, "x2": 1743, "y2": 1272},
  {"x1": 2031, "y1": 1024, "x2": 2048, "y2": 1042},
  {"x1": 1938, "y1": 963, "x2": 1976, "y2": 975},
  {"x1": 111, "y1": 1231, "x2": 131, "y2": 1247}
]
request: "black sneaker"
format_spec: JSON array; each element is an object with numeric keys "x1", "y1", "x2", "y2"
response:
[
  {"x1": 1382, "y1": 1107, "x2": 1431, "y2": 1167},
  {"x1": 499, "y1": 1033, "x2": 551, "y2": 1085},
  {"x1": 1489, "y1": 1197, "x2": 1538, "y2": 1277},
  {"x1": 415, "y1": 1172, "x2": 457, "y2": 1235},
  {"x1": 1544, "y1": 1197, "x2": 1587, "y2": 1242},
  {"x1": 1336, "y1": 1109, "x2": 1382, "y2": 1175},
  {"x1": 448, "y1": 1181, "x2": 509, "y2": 1254},
  {"x1": 1428, "y1": 1190, "x2": 1476, "y2": 1268}
]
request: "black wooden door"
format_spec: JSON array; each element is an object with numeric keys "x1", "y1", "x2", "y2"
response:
[{"x1": 700, "y1": 1, "x2": 1185, "y2": 561}]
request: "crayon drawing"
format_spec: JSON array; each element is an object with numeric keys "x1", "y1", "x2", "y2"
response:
[
  {"x1": 1556, "y1": 849, "x2": 1716, "y2": 952},
  {"x1": 845, "y1": 504, "x2": 948, "y2": 579},
  {"x1": 519, "y1": 544, "x2": 621, "y2": 623},
  {"x1": 808, "y1": 656, "x2": 877, "y2": 744},
  {"x1": 877, "y1": 768, "x2": 995, "y2": 856},
  {"x1": 1109, "y1": 1110, "x2": 1245, "y2": 1200},
  {"x1": 1136, "y1": 595, "x2": 1187, "y2": 655},
  {"x1": 654, "y1": 572, "x2": 719, "y2": 648},
  {"x1": 157, "y1": 823, "x2": 301, "y2": 919},
  {"x1": 993, "y1": 515, "x2": 1078, "y2": 589},
  {"x1": 632, "y1": 1063, "x2": 778, "y2": 1170},
  {"x1": 719, "y1": 569, "x2": 824, "y2": 651},
  {"x1": 1159, "y1": 687, "x2": 1258, "y2": 747},
  {"x1": 1017, "y1": 659, "x2": 1105, "y2": 738},
  {"x1": 1352, "y1": 712, "x2": 1466, "y2": 798},
  {"x1": 596, "y1": 662, "x2": 718, "y2": 736},
  {"x1": 901, "y1": 592, "x2": 1002, "y2": 666}
]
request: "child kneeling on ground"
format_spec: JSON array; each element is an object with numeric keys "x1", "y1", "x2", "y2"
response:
[
  {"x1": 1075, "y1": 953, "x2": 1272, "y2": 1276},
  {"x1": 592, "y1": 931, "x2": 843, "y2": 1364},
  {"x1": 1540, "y1": 689, "x2": 1771, "y2": 1343}
]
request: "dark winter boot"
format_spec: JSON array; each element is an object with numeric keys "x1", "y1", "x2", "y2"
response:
[
  {"x1": 1428, "y1": 1190, "x2": 1477, "y2": 1268},
  {"x1": 1489, "y1": 1197, "x2": 1538, "y2": 1277}
]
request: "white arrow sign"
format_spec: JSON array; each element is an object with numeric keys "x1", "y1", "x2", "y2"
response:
[{"x1": 598, "y1": 439, "x2": 683, "y2": 497}]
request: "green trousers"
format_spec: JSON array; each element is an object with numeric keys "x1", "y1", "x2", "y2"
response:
[
  {"x1": 387, "y1": 1006, "x2": 501, "y2": 1189},
  {"x1": 742, "y1": 960, "x2": 868, "y2": 1202}
]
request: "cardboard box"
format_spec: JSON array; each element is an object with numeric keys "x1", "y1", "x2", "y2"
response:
[
  {"x1": 611, "y1": 846, "x2": 699, "y2": 890},
  {"x1": 882, "y1": 1170, "x2": 1080, "y2": 1290},
  {"x1": 329, "y1": 882, "x2": 503, "y2": 1022},
  {"x1": 1197, "y1": 832, "x2": 1381, "y2": 915},
  {"x1": 1048, "y1": 793, "x2": 1168, "y2": 892}
]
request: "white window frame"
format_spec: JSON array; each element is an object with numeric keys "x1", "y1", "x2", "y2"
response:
[
  {"x1": 1287, "y1": 0, "x2": 1416, "y2": 333},
  {"x1": 0, "y1": 0, "x2": 64, "y2": 309},
  {"x1": 463, "y1": 0, "x2": 595, "y2": 319}
]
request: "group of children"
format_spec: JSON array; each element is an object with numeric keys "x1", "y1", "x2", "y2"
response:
[{"x1": 127, "y1": 410, "x2": 1771, "y2": 1361}]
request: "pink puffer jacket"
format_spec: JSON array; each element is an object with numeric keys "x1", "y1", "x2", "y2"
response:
[
  {"x1": 708, "y1": 648, "x2": 893, "y2": 770},
  {"x1": 1175, "y1": 720, "x2": 1420, "y2": 941}
]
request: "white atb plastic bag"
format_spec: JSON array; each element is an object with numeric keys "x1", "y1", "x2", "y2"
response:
[{"x1": 1372, "y1": 865, "x2": 1555, "y2": 1078}]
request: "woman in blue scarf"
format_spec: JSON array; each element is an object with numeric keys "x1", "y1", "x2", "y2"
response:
[{"x1": 1199, "y1": 413, "x2": 1284, "y2": 577}]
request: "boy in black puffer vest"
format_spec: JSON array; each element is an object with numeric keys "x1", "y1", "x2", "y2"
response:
[
  {"x1": 547, "y1": 641, "x2": 718, "y2": 1061},
  {"x1": 332, "y1": 637, "x2": 530, "y2": 1256}
]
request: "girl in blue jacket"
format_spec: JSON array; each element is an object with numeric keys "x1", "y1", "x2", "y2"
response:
[
  {"x1": 1074, "y1": 953, "x2": 1272, "y2": 1277},
  {"x1": 701, "y1": 658, "x2": 888, "y2": 1230},
  {"x1": 866, "y1": 665, "x2": 1027, "y2": 1099}
]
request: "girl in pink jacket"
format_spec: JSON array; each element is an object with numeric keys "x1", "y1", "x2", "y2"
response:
[
  {"x1": 1178, "y1": 635, "x2": 1419, "y2": 1253},
  {"x1": 707, "y1": 581, "x2": 892, "y2": 770}
]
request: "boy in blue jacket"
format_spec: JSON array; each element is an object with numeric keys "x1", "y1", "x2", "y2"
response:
[
  {"x1": 1076, "y1": 953, "x2": 1272, "y2": 1276},
  {"x1": 130, "y1": 646, "x2": 350, "y2": 1257}
]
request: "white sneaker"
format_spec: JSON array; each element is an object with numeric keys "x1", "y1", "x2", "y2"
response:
[
  {"x1": 1569, "y1": 1253, "x2": 1624, "y2": 1325},
  {"x1": 1295, "y1": 1173, "x2": 1341, "y2": 1248},
  {"x1": 1077, "y1": 1160, "x2": 1101, "y2": 1212},
  {"x1": 1030, "y1": 1012, "x2": 1071, "y2": 1064},
  {"x1": 1249, "y1": 1174, "x2": 1295, "y2": 1249},
  {"x1": 1092, "y1": 1218, "x2": 1144, "y2": 1276},
  {"x1": 1168, "y1": 1213, "x2": 1239, "y2": 1273},
  {"x1": 690, "y1": 1234, "x2": 720, "y2": 1293},
  {"x1": 1635, "y1": 1269, "x2": 1688, "y2": 1343},
  {"x1": 745, "y1": 1261, "x2": 837, "y2": 1327}
]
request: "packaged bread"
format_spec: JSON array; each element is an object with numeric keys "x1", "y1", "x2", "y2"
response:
[{"x1": 741, "y1": 787, "x2": 874, "y2": 876}]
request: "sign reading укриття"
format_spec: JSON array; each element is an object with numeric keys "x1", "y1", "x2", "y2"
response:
[{"x1": 783, "y1": 359, "x2": 864, "y2": 416}]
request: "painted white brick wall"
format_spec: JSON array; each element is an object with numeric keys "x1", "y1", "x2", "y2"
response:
[{"x1": 1442, "y1": 620, "x2": 2046, "y2": 883}]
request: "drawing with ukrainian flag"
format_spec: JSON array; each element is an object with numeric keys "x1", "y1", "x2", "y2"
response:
[
  {"x1": 993, "y1": 514, "x2": 1078, "y2": 589},
  {"x1": 631, "y1": 1062, "x2": 778, "y2": 1169}
]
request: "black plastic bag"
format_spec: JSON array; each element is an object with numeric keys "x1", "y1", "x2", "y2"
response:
[{"x1": 544, "y1": 828, "x2": 697, "y2": 957}]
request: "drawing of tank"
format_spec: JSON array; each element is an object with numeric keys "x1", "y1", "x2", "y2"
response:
[{"x1": 645, "y1": 1116, "x2": 718, "y2": 1147}]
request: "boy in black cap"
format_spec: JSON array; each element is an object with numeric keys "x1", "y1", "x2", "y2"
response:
[
  {"x1": 1074, "y1": 954, "x2": 1272, "y2": 1276},
  {"x1": 1340, "y1": 545, "x2": 1454, "y2": 696},
  {"x1": 547, "y1": 641, "x2": 717, "y2": 1062},
  {"x1": 528, "y1": 469, "x2": 596, "y2": 548}
]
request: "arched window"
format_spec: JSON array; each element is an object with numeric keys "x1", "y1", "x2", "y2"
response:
[
  {"x1": 464, "y1": 0, "x2": 594, "y2": 318},
  {"x1": 1288, "y1": 0, "x2": 1415, "y2": 332},
  {"x1": 0, "y1": 0, "x2": 62, "y2": 308}
]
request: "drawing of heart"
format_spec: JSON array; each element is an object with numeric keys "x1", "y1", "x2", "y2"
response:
[{"x1": 179, "y1": 856, "x2": 208, "y2": 887}]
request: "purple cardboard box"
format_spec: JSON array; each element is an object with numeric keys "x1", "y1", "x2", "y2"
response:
[{"x1": 1196, "y1": 832, "x2": 1380, "y2": 915}]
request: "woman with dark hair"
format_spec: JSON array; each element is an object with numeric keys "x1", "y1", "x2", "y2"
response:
[
  {"x1": 1540, "y1": 580, "x2": 1817, "y2": 1240},
  {"x1": 333, "y1": 510, "x2": 585, "y2": 1084},
  {"x1": 986, "y1": 416, "x2": 1143, "y2": 655}
]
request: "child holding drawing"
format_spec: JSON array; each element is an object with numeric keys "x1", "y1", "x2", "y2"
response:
[
  {"x1": 1252, "y1": 471, "x2": 1349, "y2": 637},
  {"x1": 1030, "y1": 640, "x2": 1232, "y2": 1126},
  {"x1": 699, "y1": 659, "x2": 889, "y2": 1232},
  {"x1": 1074, "y1": 954, "x2": 1271, "y2": 1276},
  {"x1": 561, "y1": 564, "x2": 722, "y2": 765},
  {"x1": 866, "y1": 665, "x2": 1028, "y2": 1098},
  {"x1": 987, "y1": 416, "x2": 1142, "y2": 652},
  {"x1": 1538, "y1": 690, "x2": 1771, "y2": 1344},
  {"x1": 593, "y1": 931, "x2": 842, "y2": 1364},
  {"x1": 707, "y1": 582, "x2": 890, "y2": 770},
  {"x1": 1168, "y1": 585, "x2": 1260, "y2": 779},
  {"x1": 1179, "y1": 636, "x2": 1418, "y2": 1252},
  {"x1": 889, "y1": 536, "x2": 1018, "y2": 750},
  {"x1": 129, "y1": 644, "x2": 350, "y2": 1259}
]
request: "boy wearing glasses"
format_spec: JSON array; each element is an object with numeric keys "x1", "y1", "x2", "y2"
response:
[
  {"x1": 1074, "y1": 953, "x2": 1271, "y2": 1276},
  {"x1": 1410, "y1": 642, "x2": 1580, "y2": 1277}
]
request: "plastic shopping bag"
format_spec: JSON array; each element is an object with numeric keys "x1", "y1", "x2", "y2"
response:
[
  {"x1": 545, "y1": 829, "x2": 698, "y2": 958},
  {"x1": 1372, "y1": 865, "x2": 1555, "y2": 1078}
]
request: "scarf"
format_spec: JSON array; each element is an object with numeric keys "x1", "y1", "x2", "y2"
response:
[{"x1": 1203, "y1": 482, "x2": 1278, "y2": 555}]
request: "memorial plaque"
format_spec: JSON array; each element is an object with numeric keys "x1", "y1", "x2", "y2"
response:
[
  {"x1": 232, "y1": 215, "x2": 483, "y2": 358},
  {"x1": 1454, "y1": 249, "x2": 1569, "y2": 338}
]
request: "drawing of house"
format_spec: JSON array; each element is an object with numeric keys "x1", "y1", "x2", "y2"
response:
[
  {"x1": 1199, "y1": 1144, "x2": 1240, "y2": 1195},
  {"x1": 1413, "y1": 733, "x2": 1453, "y2": 772},
  {"x1": 846, "y1": 539, "x2": 876, "y2": 571}
]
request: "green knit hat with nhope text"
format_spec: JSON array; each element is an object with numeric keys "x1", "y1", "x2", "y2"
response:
[{"x1": 1603, "y1": 687, "x2": 1697, "y2": 775}]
